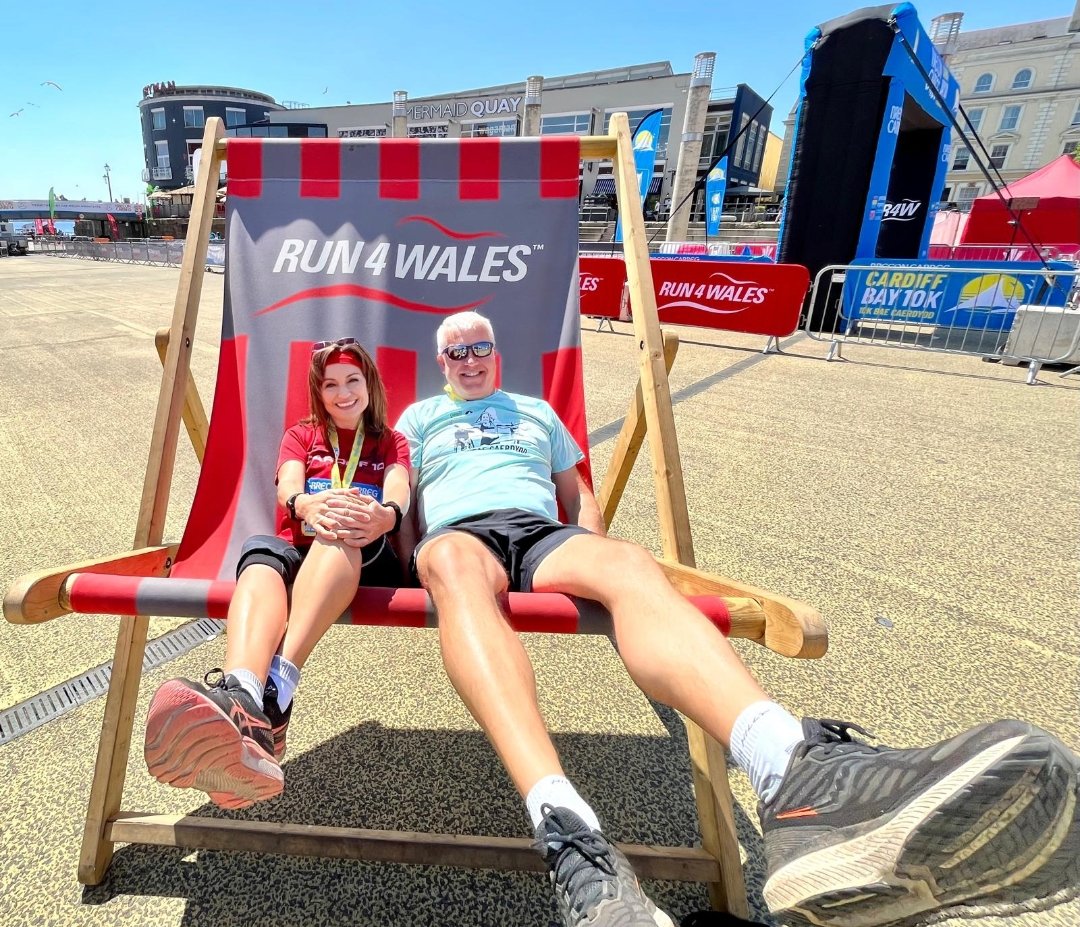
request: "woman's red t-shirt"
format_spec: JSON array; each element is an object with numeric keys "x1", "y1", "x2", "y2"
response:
[{"x1": 275, "y1": 422, "x2": 410, "y2": 546}]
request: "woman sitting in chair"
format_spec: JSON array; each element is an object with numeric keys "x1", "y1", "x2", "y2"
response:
[{"x1": 144, "y1": 337, "x2": 411, "y2": 809}]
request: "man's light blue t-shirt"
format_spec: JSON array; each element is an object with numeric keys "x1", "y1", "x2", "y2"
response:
[{"x1": 395, "y1": 390, "x2": 585, "y2": 533}]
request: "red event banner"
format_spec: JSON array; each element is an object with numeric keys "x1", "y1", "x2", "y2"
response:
[{"x1": 579, "y1": 256, "x2": 810, "y2": 337}]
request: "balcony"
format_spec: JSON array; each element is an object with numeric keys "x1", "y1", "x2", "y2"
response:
[{"x1": 150, "y1": 166, "x2": 173, "y2": 181}]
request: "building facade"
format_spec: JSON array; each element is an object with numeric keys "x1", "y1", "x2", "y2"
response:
[
  {"x1": 936, "y1": 4, "x2": 1080, "y2": 211},
  {"x1": 137, "y1": 83, "x2": 286, "y2": 189},
  {"x1": 263, "y1": 62, "x2": 772, "y2": 219}
]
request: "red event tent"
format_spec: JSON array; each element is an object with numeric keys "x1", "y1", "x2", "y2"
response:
[{"x1": 961, "y1": 154, "x2": 1080, "y2": 249}]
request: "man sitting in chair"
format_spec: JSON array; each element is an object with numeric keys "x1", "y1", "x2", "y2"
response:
[{"x1": 395, "y1": 310, "x2": 1079, "y2": 927}]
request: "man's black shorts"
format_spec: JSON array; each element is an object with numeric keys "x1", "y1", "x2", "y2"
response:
[
  {"x1": 236, "y1": 534, "x2": 402, "y2": 588},
  {"x1": 410, "y1": 508, "x2": 591, "y2": 592}
]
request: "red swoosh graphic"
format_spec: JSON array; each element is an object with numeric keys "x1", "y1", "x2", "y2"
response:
[
  {"x1": 253, "y1": 284, "x2": 491, "y2": 317},
  {"x1": 397, "y1": 215, "x2": 504, "y2": 240}
]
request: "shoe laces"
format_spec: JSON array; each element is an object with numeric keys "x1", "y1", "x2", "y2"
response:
[
  {"x1": 804, "y1": 718, "x2": 878, "y2": 756},
  {"x1": 203, "y1": 668, "x2": 229, "y2": 690},
  {"x1": 533, "y1": 805, "x2": 617, "y2": 912}
]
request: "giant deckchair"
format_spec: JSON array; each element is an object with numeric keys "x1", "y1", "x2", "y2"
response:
[{"x1": 4, "y1": 117, "x2": 826, "y2": 918}]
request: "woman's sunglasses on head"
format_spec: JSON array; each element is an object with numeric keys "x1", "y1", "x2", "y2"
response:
[
  {"x1": 312, "y1": 337, "x2": 359, "y2": 353},
  {"x1": 442, "y1": 341, "x2": 495, "y2": 361}
]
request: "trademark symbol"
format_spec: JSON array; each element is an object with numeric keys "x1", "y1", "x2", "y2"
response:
[{"x1": 533, "y1": 243, "x2": 545, "y2": 251}]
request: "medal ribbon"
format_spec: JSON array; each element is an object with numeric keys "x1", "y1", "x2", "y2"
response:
[{"x1": 327, "y1": 424, "x2": 365, "y2": 489}]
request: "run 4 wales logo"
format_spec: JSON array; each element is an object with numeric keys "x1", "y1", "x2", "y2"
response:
[
  {"x1": 256, "y1": 215, "x2": 544, "y2": 317},
  {"x1": 881, "y1": 199, "x2": 922, "y2": 222},
  {"x1": 656, "y1": 271, "x2": 770, "y2": 315}
]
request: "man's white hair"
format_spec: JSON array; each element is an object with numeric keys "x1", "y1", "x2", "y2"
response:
[{"x1": 436, "y1": 311, "x2": 495, "y2": 353}]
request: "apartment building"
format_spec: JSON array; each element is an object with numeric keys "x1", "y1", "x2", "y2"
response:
[{"x1": 936, "y1": 3, "x2": 1080, "y2": 211}]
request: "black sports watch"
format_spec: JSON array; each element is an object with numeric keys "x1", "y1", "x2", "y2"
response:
[
  {"x1": 383, "y1": 500, "x2": 403, "y2": 534},
  {"x1": 286, "y1": 492, "x2": 303, "y2": 521}
]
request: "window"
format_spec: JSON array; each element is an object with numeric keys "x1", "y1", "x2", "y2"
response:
[
  {"x1": 307, "y1": 126, "x2": 328, "y2": 138},
  {"x1": 541, "y1": 113, "x2": 591, "y2": 135},
  {"x1": 956, "y1": 185, "x2": 980, "y2": 213},
  {"x1": 989, "y1": 144, "x2": 1009, "y2": 169},
  {"x1": 973, "y1": 73, "x2": 993, "y2": 93},
  {"x1": 999, "y1": 105, "x2": 1021, "y2": 132},
  {"x1": 1011, "y1": 68, "x2": 1033, "y2": 90},
  {"x1": 461, "y1": 119, "x2": 519, "y2": 138},
  {"x1": 952, "y1": 146, "x2": 971, "y2": 170},
  {"x1": 154, "y1": 140, "x2": 170, "y2": 168},
  {"x1": 966, "y1": 108, "x2": 984, "y2": 132},
  {"x1": 1064, "y1": 141, "x2": 1079, "y2": 157},
  {"x1": 408, "y1": 124, "x2": 448, "y2": 138},
  {"x1": 183, "y1": 106, "x2": 205, "y2": 129},
  {"x1": 151, "y1": 108, "x2": 165, "y2": 131},
  {"x1": 225, "y1": 108, "x2": 246, "y2": 128},
  {"x1": 1073, "y1": 103, "x2": 1080, "y2": 126},
  {"x1": 940, "y1": 186, "x2": 952, "y2": 201}
]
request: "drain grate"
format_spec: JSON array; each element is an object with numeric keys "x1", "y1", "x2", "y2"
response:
[{"x1": 0, "y1": 617, "x2": 224, "y2": 746}]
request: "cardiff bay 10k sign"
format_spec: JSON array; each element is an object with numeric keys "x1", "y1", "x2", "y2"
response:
[{"x1": 841, "y1": 260, "x2": 1075, "y2": 331}]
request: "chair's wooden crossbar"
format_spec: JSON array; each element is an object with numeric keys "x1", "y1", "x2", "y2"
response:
[
  {"x1": 107, "y1": 814, "x2": 723, "y2": 883},
  {"x1": 1, "y1": 120, "x2": 831, "y2": 917}
]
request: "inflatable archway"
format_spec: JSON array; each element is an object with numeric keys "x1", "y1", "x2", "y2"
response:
[{"x1": 777, "y1": 3, "x2": 960, "y2": 329}]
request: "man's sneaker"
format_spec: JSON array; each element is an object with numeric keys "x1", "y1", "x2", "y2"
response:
[
  {"x1": 144, "y1": 670, "x2": 283, "y2": 810},
  {"x1": 760, "y1": 718, "x2": 1080, "y2": 927},
  {"x1": 534, "y1": 805, "x2": 675, "y2": 927},
  {"x1": 262, "y1": 677, "x2": 293, "y2": 760}
]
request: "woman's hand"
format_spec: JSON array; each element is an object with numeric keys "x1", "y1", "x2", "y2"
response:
[
  {"x1": 335, "y1": 496, "x2": 396, "y2": 549},
  {"x1": 298, "y1": 488, "x2": 368, "y2": 541}
]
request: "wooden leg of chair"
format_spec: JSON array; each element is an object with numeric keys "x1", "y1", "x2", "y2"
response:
[
  {"x1": 78, "y1": 614, "x2": 150, "y2": 885},
  {"x1": 685, "y1": 719, "x2": 750, "y2": 917}
]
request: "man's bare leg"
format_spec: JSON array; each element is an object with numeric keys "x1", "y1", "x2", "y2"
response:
[
  {"x1": 416, "y1": 532, "x2": 564, "y2": 796},
  {"x1": 530, "y1": 533, "x2": 768, "y2": 745}
]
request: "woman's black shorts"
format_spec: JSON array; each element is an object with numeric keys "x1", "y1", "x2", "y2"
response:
[{"x1": 236, "y1": 534, "x2": 402, "y2": 588}]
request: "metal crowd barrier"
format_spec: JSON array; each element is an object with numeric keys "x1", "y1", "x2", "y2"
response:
[
  {"x1": 31, "y1": 238, "x2": 225, "y2": 271},
  {"x1": 805, "y1": 263, "x2": 1080, "y2": 384}
]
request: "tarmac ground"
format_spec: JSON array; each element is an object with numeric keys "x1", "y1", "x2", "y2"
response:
[{"x1": 0, "y1": 255, "x2": 1078, "y2": 927}]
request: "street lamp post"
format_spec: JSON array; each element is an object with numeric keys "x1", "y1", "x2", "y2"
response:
[{"x1": 103, "y1": 163, "x2": 113, "y2": 202}]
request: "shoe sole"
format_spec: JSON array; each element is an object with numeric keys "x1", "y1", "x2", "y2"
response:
[
  {"x1": 764, "y1": 731, "x2": 1080, "y2": 927},
  {"x1": 144, "y1": 679, "x2": 284, "y2": 810}
]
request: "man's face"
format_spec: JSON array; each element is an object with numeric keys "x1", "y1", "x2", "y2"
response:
[{"x1": 437, "y1": 323, "x2": 497, "y2": 400}]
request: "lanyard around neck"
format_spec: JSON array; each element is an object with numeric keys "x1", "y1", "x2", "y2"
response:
[{"x1": 327, "y1": 423, "x2": 364, "y2": 489}]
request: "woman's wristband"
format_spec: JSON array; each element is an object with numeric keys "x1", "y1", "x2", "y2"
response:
[
  {"x1": 382, "y1": 500, "x2": 403, "y2": 534},
  {"x1": 285, "y1": 492, "x2": 305, "y2": 521}
]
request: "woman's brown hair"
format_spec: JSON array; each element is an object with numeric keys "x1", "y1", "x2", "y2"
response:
[{"x1": 303, "y1": 341, "x2": 388, "y2": 436}]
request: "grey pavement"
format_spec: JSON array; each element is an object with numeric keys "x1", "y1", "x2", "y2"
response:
[{"x1": 0, "y1": 255, "x2": 1078, "y2": 927}]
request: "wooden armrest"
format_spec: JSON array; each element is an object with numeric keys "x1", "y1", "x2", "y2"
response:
[
  {"x1": 658, "y1": 560, "x2": 828, "y2": 659},
  {"x1": 3, "y1": 545, "x2": 179, "y2": 625}
]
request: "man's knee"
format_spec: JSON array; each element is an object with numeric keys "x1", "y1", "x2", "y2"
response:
[{"x1": 417, "y1": 533, "x2": 505, "y2": 591}]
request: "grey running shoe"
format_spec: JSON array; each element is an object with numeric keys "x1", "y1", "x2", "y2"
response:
[
  {"x1": 761, "y1": 718, "x2": 1079, "y2": 927},
  {"x1": 145, "y1": 670, "x2": 283, "y2": 810},
  {"x1": 534, "y1": 805, "x2": 675, "y2": 927}
]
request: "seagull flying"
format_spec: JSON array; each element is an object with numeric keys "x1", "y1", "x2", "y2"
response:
[
  {"x1": 41, "y1": 80, "x2": 63, "y2": 91},
  {"x1": 323, "y1": 86, "x2": 328, "y2": 94},
  {"x1": 9, "y1": 109, "x2": 23, "y2": 117},
  {"x1": 26, "y1": 101, "x2": 39, "y2": 107}
]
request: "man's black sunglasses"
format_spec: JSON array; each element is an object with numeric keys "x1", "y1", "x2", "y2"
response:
[{"x1": 442, "y1": 341, "x2": 495, "y2": 361}]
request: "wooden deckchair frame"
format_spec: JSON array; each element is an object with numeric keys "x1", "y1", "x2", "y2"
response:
[{"x1": 4, "y1": 117, "x2": 827, "y2": 917}]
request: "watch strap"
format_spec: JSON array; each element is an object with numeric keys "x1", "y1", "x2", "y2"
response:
[{"x1": 383, "y1": 500, "x2": 403, "y2": 534}]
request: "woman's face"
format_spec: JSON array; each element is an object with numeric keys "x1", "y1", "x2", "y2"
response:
[{"x1": 319, "y1": 361, "x2": 369, "y2": 430}]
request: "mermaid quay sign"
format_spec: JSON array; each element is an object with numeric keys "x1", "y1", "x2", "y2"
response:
[{"x1": 407, "y1": 96, "x2": 523, "y2": 121}]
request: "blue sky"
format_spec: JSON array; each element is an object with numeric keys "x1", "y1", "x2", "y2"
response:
[{"x1": 1, "y1": 0, "x2": 1071, "y2": 201}]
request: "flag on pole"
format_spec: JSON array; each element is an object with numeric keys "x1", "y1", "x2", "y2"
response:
[
  {"x1": 48, "y1": 186, "x2": 56, "y2": 220},
  {"x1": 705, "y1": 156, "x2": 729, "y2": 237},
  {"x1": 615, "y1": 108, "x2": 664, "y2": 243},
  {"x1": 106, "y1": 213, "x2": 119, "y2": 239}
]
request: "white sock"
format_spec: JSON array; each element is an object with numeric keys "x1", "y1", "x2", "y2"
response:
[
  {"x1": 268, "y1": 655, "x2": 301, "y2": 710},
  {"x1": 229, "y1": 668, "x2": 264, "y2": 705},
  {"x1": 526, "y1": 775, "x2": 602, "y2": 833},
  {"x1": 729, "y1": 701, "x2": 805, "y2": 804}
]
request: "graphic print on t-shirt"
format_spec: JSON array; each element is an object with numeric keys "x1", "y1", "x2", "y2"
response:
[{"x1": 453, "y1": 406, "x2": 521, "y2": 451}]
